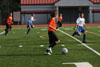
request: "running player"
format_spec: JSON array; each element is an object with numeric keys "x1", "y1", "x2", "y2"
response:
[
  {"x1": 26, "y1": 13, "x2": 36, "y2": 34},
  {"x1": 45, "y1": 12, "x2": 60, "y2": 55},
  {"x1": 72, "y1": 12, "x2": 87, "y2": 43},
  {"x1": 5, "y1": 12, "x2": 13, "y2": 36},
  {"x1": 57, "y1": 13, "x2": 63, "y2": 29}
]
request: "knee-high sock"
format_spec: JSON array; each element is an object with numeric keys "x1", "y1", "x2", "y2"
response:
[
  {"x1": 27, "y1": 28, "x2": 30, "y2": 34},
  {"x1": 83, "y1": 34, "x2": 86, "y2": 42}
]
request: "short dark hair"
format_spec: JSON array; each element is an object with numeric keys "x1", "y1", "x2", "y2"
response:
[
  {"x1": 51, "y1": 12, "x2": 57, "y2": 18},
  {"x1": 79, "y1": 12, "x2": 84, "y2": 16}
]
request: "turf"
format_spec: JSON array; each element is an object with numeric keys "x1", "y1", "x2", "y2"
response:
[{"x1": 0, "y1": 26, "x2": 100, "y2": 67}]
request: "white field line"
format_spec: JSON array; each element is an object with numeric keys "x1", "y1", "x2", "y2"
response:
[
  {"x1": 0, "y1": 31, "x2": 5, "y2": 35},
  {"x1": 58, "y1": 29, "x2": 100, "y2": 56},
  {"x1": 62, "y1": 62, "x2": 93, "y2": 67}
]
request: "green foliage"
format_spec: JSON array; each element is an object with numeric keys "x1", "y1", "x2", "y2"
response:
[
  {"x1": 0, "y1": 0, "x2": 20, "y2": 11},
  {"x1": 0, "y1": 0, "x2": 20, "y2": 25}
]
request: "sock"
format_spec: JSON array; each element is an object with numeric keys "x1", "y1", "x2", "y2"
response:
[
  {"x1": 27, "y1": 28, "x2": 30, "y2": 34},
  {"x1": 83, "y1": 34, "x2": 86, "y2": 42}
]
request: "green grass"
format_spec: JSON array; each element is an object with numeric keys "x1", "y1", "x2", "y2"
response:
[{"x1": 0, "y1": 26, "x2": 100, "y2": 67}]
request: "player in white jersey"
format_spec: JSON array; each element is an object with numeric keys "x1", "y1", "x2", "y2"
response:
[
  {"x1": 26, "y1": 13, "x2": 36, "y2": 34},
  {"x1": 72, "y1": 12, "x2": 87, "y2": 43}
]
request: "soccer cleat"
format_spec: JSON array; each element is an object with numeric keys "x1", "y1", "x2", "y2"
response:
[
  {"x1": 47, "y1": 48, "x2": 52, "y2": 53},
  {"x1": 49, "y1": 48, "x2": 52, "y2": 53},
  {"x1": 44, "y1": 52, "x2": 51, "y2": 55},
  {"x1": 72, "y1": 33, "x2": 75, "y2": 36},
  {"x1": 72, "y1": 31, "x2": 76, "y2": 36},
  {"x1": 82, "y1": 41, "x2": 87, "y2": 43}
]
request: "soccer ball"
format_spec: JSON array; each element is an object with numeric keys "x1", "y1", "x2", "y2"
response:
[{"x1": 62, "y1": 48, "x2": 68, "y2": 54}]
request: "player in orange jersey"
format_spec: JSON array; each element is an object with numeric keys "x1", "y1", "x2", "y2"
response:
[
  {"x1": 45, "y1": 12, "x2": 60, "y2": 55},
  {"x1": 5, "y1": 12, "x2": 13, "y2": 35},
  {"x1": 57, "y1": 13, "x2": 63, "y2": 29}
]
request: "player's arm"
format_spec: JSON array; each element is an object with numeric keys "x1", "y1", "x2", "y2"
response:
[
  {"x1": 83, "y1": 19, "x2": 88, "y2": 30},
  {"x1": 84, "y1": 24, "x2": 88, "y2": 30},
  {"x1": 49, "y1": 25, "x2": 58, "y2": 31},
  {"x1": 11, "y1": 21, "x2": 13, "y2": 24},
  {"x1": 73, "y1": 24, "x2": 77, "y2": 30},
  {"x1": 74, "y1": 18, "x2": 79, "y2": 30},
  {"x1": 10, "y1": 20, "x2": 13, "y2": 24}
]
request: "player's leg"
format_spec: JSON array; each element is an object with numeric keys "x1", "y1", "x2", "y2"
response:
[
  {"x1": 72, "y1": 26, "x2": 81, "y2": 36},
  {"x1": 26, "y1": 22, "x2": 31, "y2": 34},
  {"x1": 5, "y1": 29, "x2": 8, "y2": 35},
  {"x1": 59, "y1": 22, "x2": 62, "y2": 27},
  {"x1": 82, "y1": 32, "x2": 86, "y2": 43},
  {"x1": 31, "y1": 23, "x2": 35, "y2": 30},
  {"x1": 46, "y1": 31, "x2": 54, "y2": 53},
  {"x1": 9, "y1": 25, "x2": 12, "y2": 31},
  {"x1": 82, "y1": 28, "x2": 87, "y2": 43},
  {"x1": 56, "y1": 21, "x2": 60, "y2": 29},
  {"x1": 5, "y1": 24, "x2": 9, "y2": 35},
  {"x1": 26, "y1": 26, "x2": 31, "y2": 34},
  {"x1": 60, "y1": 22, "x2": 62, "y2": 27},
  {"x1": 53, "y1": 32, "x2": 60, "y2": 44},
  {"x1": 32, "y1": 23, "x2": 34, "y2": 28},
  {"x1": 45, "y1": 31, "x2": 57, "y2": 55},
  {"x1": 49, "y1": 31, "x2": 60, "y2": 48},
  {"x1": 46, "y1": 31, "x2": 60, "y2": 53}
]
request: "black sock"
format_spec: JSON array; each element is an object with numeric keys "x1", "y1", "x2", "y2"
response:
[{"x1": 83, "y1": 34, "x2": 86, "y2": 42}]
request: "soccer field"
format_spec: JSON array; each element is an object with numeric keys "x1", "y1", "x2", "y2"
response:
[{"x1": 0, "y1": 26, "x2": 100, "y2": 67}]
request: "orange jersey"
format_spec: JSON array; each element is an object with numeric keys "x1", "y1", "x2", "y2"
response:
[
  {"x1": 7, "y1": 17, "x2": 12, "y2": 24},
  {"x1": 58, "y1": 16, "x2": 62, "y2": 22},
  {"x1": 48, "y1": 18, "x2": 56, "y2": 32}
]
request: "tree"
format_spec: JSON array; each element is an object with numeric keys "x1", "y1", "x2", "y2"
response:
[{"x1": 0, "y1": 0, "x2": 20, "y2": 25}]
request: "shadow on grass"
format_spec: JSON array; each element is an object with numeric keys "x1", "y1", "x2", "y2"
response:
[
  {"x1": 0, "y1": 53, "x2": 66, "y2": 57},
  {"x1": 0, "y1": 53, "x2": 45, "y2": 57}
]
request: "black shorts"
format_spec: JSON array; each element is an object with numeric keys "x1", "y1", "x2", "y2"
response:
[
  {"x1": 6, "y1": 23, "x2": 12, "y2": 29},
  {"x1": 57, "y1": 21, "x2": 62, "y2": 27},
  {"x1": 48, "y1": 31, "x2": 59, "y2": 45}
]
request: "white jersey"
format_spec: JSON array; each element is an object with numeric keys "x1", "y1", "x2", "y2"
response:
[
  {"x1": 28, "y1": 16, "x2": 35, "y2": 23},
  {"x1": 76, "y1": 17, "x2": 85, "y2": 27}
]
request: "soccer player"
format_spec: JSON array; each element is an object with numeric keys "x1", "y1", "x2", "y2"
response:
[
  {"x1": 72, "y1": 12, "x2": 87, "y2": 43},
  {"x1": 45, "y1": 12, "x2": 60, "y2": 55},
  {"x1": 26, "y1": 13, "x2": 36, "y2": 34},
  {"x1": 5, "y1": 12, "x2": 13, "y2": 36},
  {"x1": 57, "y1": 13, "x2": 63, "y2": 29}
]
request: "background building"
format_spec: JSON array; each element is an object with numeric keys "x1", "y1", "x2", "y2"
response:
[{"x1": 21, "y1": 0, "x2": 100, "y2": 24}]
